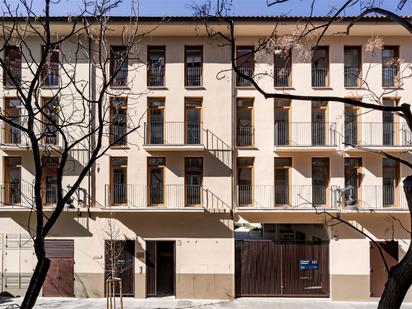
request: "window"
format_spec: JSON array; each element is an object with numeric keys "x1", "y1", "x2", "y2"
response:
[
  {"x1": 344, "y1": 105, "x2": 359, "y2": 146},
  {"x1": 4, "y1": 46, "x2": 21, "y2": 87},
  {"x1": 312, "y1": 158, "x2": 329, "y2": 205},
  {"x1": 311, "y1": 101, "x2": 328, "y2": 145},
  {"x1": 4, "y1": 98, "x2": 22, "y2": 144},
  {"x1": 237, "y1": 157, "x2": 254, "y2": 205},
  {"x1": 274, "y1": 48, "x2": 292, "y2": 87},
  {"x1": 382, "y1": 46, "x2": 399, "y2": 87},
  {"x1": 311, "y1": 46, "x2": 329, "y2": 87},
  {"x1": 147, "y1": 46, "x2": 165, "y2": 86},
  {"x1": 41, "y1": 46, "x2": 59, "y2": 87},
  {"x1": 147, "y1": 98, "x2": 165, "y2": 144},
  {"x1": 110, "y1": 46, "x2": 128, "y2": 87},
  {"x1": 275, "y1": 158, "x2": 291, "y2": 205},
  {"x1": 236, "y1": 46, "x2": 254, "y2": 86},
  {"x1": 42, "y1": 97, "x2": 59, "y2": 145},
  {"x1": 185, "y1": 98, "x2": 202, "y2": 144},
  {"x1": 110, "y1": 97, "x2": 127, "y2": 146},
  {"x1": 42, "y1": 157, "x2": 58, "y2": 205},
  {"x1": 110, "y1": 157, "x2": 128, "y2": 205},
  {"x1": 4, "y1": 157, "x2": 21, "y2": 205},
  {"x1": 382, "y1": 98, "x2": 396, "y2": 146},
  {"x1": 344, "y1": 46, "x2": 361, "y2": 87},
  {"x1": 344, "y1": 158, "x2": 362, "y2": 207},
  {"x1": 383, "y1": 158, "x2": 399, "y2": 207},
  {"x1": 148, "y1": 157, "x2": 165, "y2": 205},
  {"x1": 236, "y1": 98, "x2": 254, "y2": 146},
  {"x1": 185, "y1": 46, "x2": 202, "y2": 86},
  {"x1": 185, "y1": 157, "x2": 203, "y2": 205},
  {"x1": 274, "y1": 99, "x2": 290, "y2": 146}
]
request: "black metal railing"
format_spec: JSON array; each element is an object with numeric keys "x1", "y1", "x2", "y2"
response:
[
  {"x1": 144, "y1": 122, "x2": 203, "y2": 145},
  {"x1": 237, "y1": 126, "x2": 254, "y2": 146},
  {"x1": 344, "y1": 66, "x2": 360, "y2": 87},
  {"x1": 311, "y1": 67, "x2": 328, "y2": 87},
  {"x1": 148, "y1": 65, "x2": 165, "y2": 86},
  {"x1": 186, "y1": 66, "x2": 202, "y2": 86},
  {"x1": 236, "y1": 64, "x2": 254, "y2": 86},
  {"x1": 382, "y1": 66, "x2": 398, "y2": 87},
  {"x1": 274, "y1": 67, "x2": 291, "y2": 87}
]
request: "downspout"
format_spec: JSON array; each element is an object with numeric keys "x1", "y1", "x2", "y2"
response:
[{"x1": 88, "y1": 35, "x2": 97, "y2": 213}]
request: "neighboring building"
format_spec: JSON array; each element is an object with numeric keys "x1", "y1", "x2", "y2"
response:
[{"x1": 0, "y1": 16, "x2": 411, "y2": 301}]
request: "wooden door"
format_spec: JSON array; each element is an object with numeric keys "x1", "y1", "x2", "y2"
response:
[
  {"x1": 43, "y1": 240, "x2": 74, "y2": 297},
  {"x1": 146, "y1": 241, "x2": 157, "y2": 297},
  {"x1": 104, "y1": 240, "x2": 135, "y2": 297},
  {"x1": 370, "y1": 241, "x2": 398, "y2": 297}
]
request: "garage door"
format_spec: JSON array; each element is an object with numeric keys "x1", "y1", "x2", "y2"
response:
[
  {"x1": 43, "y1": 240, "x2": 74, "y2": 297},
  {"x1": 235, "y1": 240, "x2": 329, "y2": 297}
]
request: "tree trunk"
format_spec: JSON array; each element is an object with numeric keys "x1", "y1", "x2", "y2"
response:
[
  {"x1": 20, "y1": 254, "x2": 50, "y2": 309},
  {"x1": 379, "y1": 175, "x2": 412, "y2": 309}
]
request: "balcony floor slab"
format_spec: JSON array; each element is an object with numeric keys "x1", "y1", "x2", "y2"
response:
[{"x1": 143, "y1": 144, "x2": 205, "y2": 152}]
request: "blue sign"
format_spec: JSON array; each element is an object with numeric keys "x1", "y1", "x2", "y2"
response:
[{"x1": 299, "y1": 260, "x2": 319, "y2": 271}]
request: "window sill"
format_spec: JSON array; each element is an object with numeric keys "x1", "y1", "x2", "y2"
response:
[
  {"x1": 236, "y1": 86, "x2": 255, "y2": 89},
  {"x1": 383, "y1": 86, "x2": 403, "y2": 90},
  {"x1": 110, "y1": 86, "x2": 130, "y2": 90},
  {"x1": 110, "y1": 146, "x2": 130, "y2": 150},
  {"x1": 147, "y1": 86, "x2": 168, "y2": 90},
  {"x1": 237, "y1": 145, "x2": 258, "y2": 150},
  {"x1": 185, "y1": 86, "x2": 205, "y2": 90},
  {"x1": 344, "y1": 86, "x2": 364, "y2": 90},
  {"x1": 41, "y1": 85, "x2": 60, "y2": 89},
  {"x1": 274, "y1": 86, "x2": 295, "y2": 90},
  {"x1": 312, "y1": 86, "x2": 333, "y2": 90}
]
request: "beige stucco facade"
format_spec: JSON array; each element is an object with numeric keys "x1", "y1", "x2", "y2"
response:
[{"x1": 0, "y1": 16, "x2": 411, "y2": 301}]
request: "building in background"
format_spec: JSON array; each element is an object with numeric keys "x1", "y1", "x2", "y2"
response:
[{"x1": 0, "y1": 16, "x2": 411, "y2": 301}]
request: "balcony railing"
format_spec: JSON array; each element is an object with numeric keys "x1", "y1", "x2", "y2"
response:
[
  {"x1": 344, "y1": 66, "x2": 360, "y2": 87},
  {"x1": 148, "y1": 65, "x2": 165, "y2": 86},
  {"x1": 42, "y1": 63, "x2": 59, "y2": 87},
  {"x1": 382, "y1": 66, "x2": 398, "y2": 87},
  {"x1": 334, "y1": 185, "x2": 407, "y2": 210},
  {"x1": 311, "y1": 67, "x2": 328, "y2": 87},
  {"x1": 0, "y1": 183, "x2": 61, "y2": 208},
  {"x1": 186, "y1": 66, "x2": 202, "y2": 86},
  {"x1": 237, "y1": 126, "x2": 254, "y2": 147},
  {"x1": 144, "y1": 122, "x2": 203, "y2": 145},
  {"x1": 110, "y1": 126, "x2": 127, "y2": 146},
  {"x1": 274, "y1": 67, "x2": 291, "y2": 87},
  {"x1": 4, "y1": 64, "x2": 21, "y2": 87},
  {"x1": 105, "y1": 184, "x2": 210, "y2": 208},
  {"x1": 236, "y1": 185, "x2": 335, "y2": 208},
  {"x1": 345, "y1": 122, "x2": 412, "y2": 147},
  {"x1": 274, "y1": 122, "x2": 337, "y2": 147},
  {"x1": 111, "y1": 68, "x2": 128, "y2": 87},
  {"x1": 236, "y1": 64, "x2": 254, "y2": 86}
]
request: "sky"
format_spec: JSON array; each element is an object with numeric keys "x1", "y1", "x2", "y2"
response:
[{"x1": 4, "y1": 0, "x2": 412, "y2": 17}]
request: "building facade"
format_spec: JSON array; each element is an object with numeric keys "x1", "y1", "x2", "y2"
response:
[{"x1": 0, "y1": 16, "x2": 411, "y2": 301}]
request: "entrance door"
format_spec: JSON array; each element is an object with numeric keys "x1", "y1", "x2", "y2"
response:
[
  {"x1": 370, "y1": 241, "x2": 398, "y2": 297},
  {"x1": 43, "y1": 240, "x2": 74, "y2": 297},
  {"x1": 146, "y1": 241, "x2": 175, "y2": 297},
  {"x1": 104, "y1": 240, "x2": 135, "y2": 297}
]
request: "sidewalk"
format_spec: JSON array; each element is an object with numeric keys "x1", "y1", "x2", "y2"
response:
[{"x1": 1, "y1": 297, "x2": 412, "y2": 309}]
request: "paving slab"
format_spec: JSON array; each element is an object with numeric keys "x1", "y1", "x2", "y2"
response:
[{"x1": 1, "y1": 297, "x2": 412, "y2": 309}]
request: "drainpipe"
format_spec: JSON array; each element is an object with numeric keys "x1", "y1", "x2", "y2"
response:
[{"x1": 88, "y1": 35, "x2": 97, "y2": 212}]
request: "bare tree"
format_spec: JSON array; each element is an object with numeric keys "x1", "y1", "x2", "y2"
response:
[
  {"x1": 0, "y1": 0, "x2": 155, "y2": 307},
  {"x1": 195, "y1": 0, "x2": 412, "y2": 308}
]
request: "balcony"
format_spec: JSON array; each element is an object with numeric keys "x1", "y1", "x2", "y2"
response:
[
  {"x1": 110, "y1": 126, "x2": 127, "y2": 146},
  {"x1": 147, "y1": 65, "x2": 165, "y2": 87},
  {"x1": 0, "y1": 124, "x2": 30, "y2": 150},
  {"x1": 236, "y1": 185, "x2": 336, "y2": 209},
  {"x1": 0, "y1": 183, "x2": 59, "y2": 209},
  {"x1": 143, "y1": 122, "x2": 205, "y2": 151},
  {"x1": 344, "y1": 66, "x2": 360, "y2": 87},
  {"x1": 104, "y1": 184, "x2": 228, "y2": 211},
  {"x1": 4, "y1": 65, "x2": 21, "y2": 87},
  {"x1": 186, "y1": 66, "x2": 202, "y2": 87},
  {"x1": 382, "y1": 66, "x2": 398, "y2": 87},
  {"x1": 236, "y1": 64, "x2": 254, "y2": 87},
  {"x1": 274, "y1": 122, "x2": 337, "y2": 151},
  {"x1": 41, "y1": 63, "x2": 59, "y2": 87},
  {"x1": 311, "y1": 67, "x2": 328, "y2": 87},
  {"x1": 237, "y1": 126, "x2": 255, "y2": 147},
  {"x1": 274, "y1": 67, "x2": 291, "y2": 87},
  {"x1": 333, "y1": 185, "x2": 407, "y2": 210},
  {"x1": 345, "y1": 122, "x2": 412, "y2": 150},
  {"x1": 111, "y1": 68, "x2": 128, "y2": 87}
]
